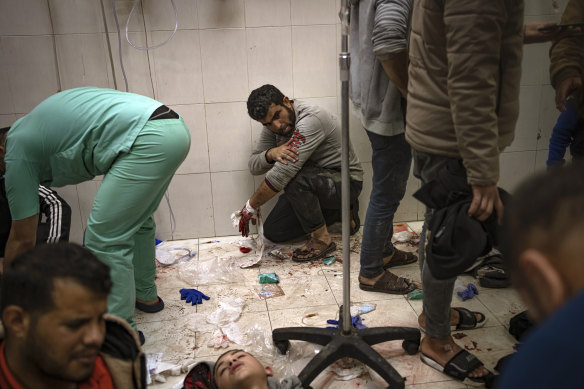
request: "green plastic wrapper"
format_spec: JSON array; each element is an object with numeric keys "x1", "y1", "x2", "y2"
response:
[
  {"x1": 323, "y1": 256, "x2": 336, "y2": 265},
  {"x1": 258, "y1": 272, "x2": 279, "y2": 284}
]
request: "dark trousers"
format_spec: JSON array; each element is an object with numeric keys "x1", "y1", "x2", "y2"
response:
[
  {"x1": 263, "y1": 165, "x2": 362, "y2": 243},
  {"x1": 0, "y1": 181, "x2": 71, "y2": 256}
]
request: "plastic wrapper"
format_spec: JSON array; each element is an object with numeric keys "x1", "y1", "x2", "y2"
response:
[
  {"x1": 255, "y1": 284, "x2": 285, "y2": 299},
  {"x1": 206, "y1": 298, "x2": 245, "y2": 327},
  {"x1": 258, "y1": 272, "x2": 279, "y2": 284},
  {"x1": 231, "y1": 208, "x2": 266, "y2": 268},
  {"x1": 156, "y1": 244, "x2": 195, "y2": 266},
  {"x1": 178, "y1": 256, "x2": 245, "y2": 285}
]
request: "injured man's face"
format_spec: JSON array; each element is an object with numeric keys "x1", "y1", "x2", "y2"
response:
[
  {"x1": 214, "y1": 349, "x2": 274, "y2": 389},
  {"x1": 260, "y1": 98, "x2": 296, "y2": 136}
]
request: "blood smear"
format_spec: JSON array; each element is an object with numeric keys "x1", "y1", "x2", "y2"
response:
[{"x1": 239, "y1": 246, "x2": 252, "y2": 253}]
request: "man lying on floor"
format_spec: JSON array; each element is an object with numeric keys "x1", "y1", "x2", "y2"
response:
[
  {"x1": 238, "y1": 84, "x2": 363, "y2": 262},
  {"x1": 183, "y1": 349, "x2": 302, "y2": 389},
  {"x1": 0, "y1": 243, "x2": 145, "y2": 389}
]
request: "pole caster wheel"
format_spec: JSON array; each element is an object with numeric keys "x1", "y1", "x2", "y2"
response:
[
  {"x1": 402, "y1": 339, "x2": 420, "y2": 355},
  {"x1": 275, "y1": 340, "x2": 290, "y2": 354}
]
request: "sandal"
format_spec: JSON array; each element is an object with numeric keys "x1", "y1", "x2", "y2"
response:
[
  {"x1": 383, "y1": 248, "x2": 418, "y2": 269},
  {"x1": 359, "y1": 270, "x2": 418, "y2": 294},
  {"x1": 292, "y1": 239, "x2": 336, "y2": 262},
  {"x1": 419, "y1": 307, "x2": 487, "y2": 333},
  {"x1": 421, "y1": 350, "x2": 495, "y2": 387},
  {"x1": 135, "y1": 296, "x2": 164, "y2": 313}
]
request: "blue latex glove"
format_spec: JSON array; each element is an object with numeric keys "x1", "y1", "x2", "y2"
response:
[
  {"x1": 179, "y1": 288, "x2": 210, "y2": 305},
  {"x1": 456, "y1": 283, "x2": 479, "y2": 301},
  {"x1": 326, "y1": 315, "x2": 368, "y2": 330}
]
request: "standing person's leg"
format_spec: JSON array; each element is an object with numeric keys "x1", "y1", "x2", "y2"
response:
[
  {"x1": 85, "y1": 118, "x2": 190, "y2": 330},
  {"x1": 412, "y1": 149, "x2": 490, "y2": 381},
  {"x1": 359, "y1": 132, "x2": 414, "y2": 293}
]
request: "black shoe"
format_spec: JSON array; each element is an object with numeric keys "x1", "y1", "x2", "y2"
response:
[{"x1": 135, "y1": 296, "x2": 165, "y2": 313}]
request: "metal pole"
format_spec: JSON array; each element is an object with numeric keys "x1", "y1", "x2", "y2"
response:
[{"x1": 339, "y1": 0, "x2": 352, "y2": 335}]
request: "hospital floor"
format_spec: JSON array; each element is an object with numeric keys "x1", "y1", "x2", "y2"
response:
[{"x1": 141, "y1": 221, "x2": 525, "y2": 388}]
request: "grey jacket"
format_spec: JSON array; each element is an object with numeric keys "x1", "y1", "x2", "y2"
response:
[
  {"x1": 248, "y1": 100, "x2": 363, "y2": 191},
  {"x1": 349, "y1": 0, "x2": 412, "y2": 136}
]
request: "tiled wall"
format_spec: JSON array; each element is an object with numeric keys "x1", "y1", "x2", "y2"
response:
[{"x1": 0, "y1": 0, "x2": 567, "y2": 243}]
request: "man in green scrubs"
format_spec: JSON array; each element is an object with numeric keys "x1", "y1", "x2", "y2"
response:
[{"x1": 0, "y1": 87, "x2": 191, "y2": 338}]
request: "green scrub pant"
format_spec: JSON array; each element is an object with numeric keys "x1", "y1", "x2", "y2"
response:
[{"x1": 84, "y1": 118, "x2": 190, "y2": 330}]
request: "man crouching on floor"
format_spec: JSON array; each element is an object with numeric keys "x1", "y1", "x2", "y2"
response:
[
  {"x1": 238, "y1": 84, "x2": 363, "y2": 262},
  {"x1": 0, "y1": 243, "x2": 145, "y2": 388}
]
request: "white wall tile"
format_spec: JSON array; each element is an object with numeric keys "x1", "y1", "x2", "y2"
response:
[
  {"x1": 534, "y1": 149, "x2": 550, "y2": 173},
  {"x1": 143, "y1": 0, "x2": 198, "y2": 31},
  {"x1": 0, "y1": 0, "x2": 52, "y2": 35},
  {"x1": 506, "y1": 85, "x2": 540, "y2": 152},
  {"x1": 291, "y1": 0, "x2": 336, "y2": 25},
  {"x1": 245, "y1": 0, "x2": 291, "y2": 27},
  {"x1": 53, "y1": 185, "x2": 84, "y2": 244},
  {"x1": 197, "y1": 0, "x2": 244, "y2": 29},
  {"x1": 107, "y1": 32, "x2": 154, "y2": 97},
  {"x1": 524, "y1": 0, "x2": 567, "y2": 17},
  {"x1": 149, "y1": 29, "x2": 204, "y2": 104},
  {"x1": 48, "y1": 0, "x2": 104, "y2": 34},
  {"x1": 55, "y1": 34, "x2": 114, "y2": 90},
  {"x1": 171, "y1": 104, "x2": 210, "y2": 174},
  {"x1": 0, "y1": 115, "x2": 16, "y2": 128},
  {"x1": 0, "y1": 52, "x2": 14, "y2": 113},
  {"x1": 246, "y1": 27, "x2": 293, "y2": 94},
  {"x1": 200, "y1": 29, "x2": 248, "y2": 103},
  {"x1": 211, "y1": 171, "x2": 256, "y2": 236},
  {"x1": 206, "y1": 102, "x2": 251, "y2": 172},
  {"x1": 499, "y1": 151, "x2": 536, "y2": 194},
  {"x1": 102, "y1": 0, "x2": 146, "y2": 33},
  {"x1": 521, "y1": 43, "x2": 546, "y2": 86},
  {"x1": 153, "y1": 193, "x2": 172, "y2": 241},
  {"x1": 1, "y1": 36, "x2": 59, "y2": 113},
  {"x1": 538, "y1": 84, "x2": 559, "y2": 150},
  {"x1": 292, "y1": 25, "x2": 337, "y2": 98},
  {"x1": 394, "y1": 165, "x2": 420, "y2": 222},
  {"x1": 167, "y1": 173, "x2": 215, "y2": 239}
]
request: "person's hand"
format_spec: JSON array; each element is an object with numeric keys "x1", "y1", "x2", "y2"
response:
[
  {"x1": 556, "y1": 76, "x2": 582, "y2": 112},
  {"x1": 468, "y1": 184, "x2": 504, "y2": 224},
  {"x1": 266, "y1": 138, "x2": 299, "y2": 165},
  {"x1": 524, "y1": 21, "x2": 581, "y2": 44},
  {"x1": 179, "y1": 288, "x2": 210, "y2": 305},
  {"x1": 238, "y1": 200, "x2": 257, "y2": 237}
]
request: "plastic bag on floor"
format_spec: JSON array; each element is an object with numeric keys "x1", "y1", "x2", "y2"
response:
[
  {"x1": 178, "y1": 256, "x2": 245, "y2": 285},
  {"x1": 206, "y1": 298, "x2": 245, "y2": 327}
]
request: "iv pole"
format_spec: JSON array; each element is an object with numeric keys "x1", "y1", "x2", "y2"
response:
[{"x1": 271, "y1": 1, "x2": 421, "y2": 387}]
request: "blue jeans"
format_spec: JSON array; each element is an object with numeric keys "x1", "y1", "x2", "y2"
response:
[{"x1": 359, "y1": 131, "x2": 411, "y2": 279}]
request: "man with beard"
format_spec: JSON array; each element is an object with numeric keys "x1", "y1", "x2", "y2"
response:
[
  {"x1": 0, "y1": 243, "x2": 145, "y2": 389},
  {"x1": 239, "y1": 85, "x2": 363, "y2": 262}
]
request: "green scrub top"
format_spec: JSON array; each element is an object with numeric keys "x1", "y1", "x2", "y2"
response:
[{"x1": 4, "y1": 87, "x2": 163, "y2": 220}]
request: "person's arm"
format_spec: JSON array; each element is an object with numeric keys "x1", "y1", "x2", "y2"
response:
[
  {"x1": 550, "y1": 0, "x2": 584, "y2": 111},
  {"x1": 443, "y1": 1, "x2": 512, "y2": 222},
  {"x1": 4, "y1": 214, "x2": 38, "y2": 266},
  {"x1": 523, "y1": 21, "x2": 579, "y2": 44},
  {"x1": 373, "y1": 0, "x2": 412, "y2": 97},
  {"x1": 248, "y1": 128, "x2": 279, "y2": 175},
  {"x1": 547, "y1": 100, "x2": 579, "y2": 166}
]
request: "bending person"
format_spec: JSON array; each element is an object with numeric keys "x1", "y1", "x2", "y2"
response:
[{"x1": 0, "y1": 87, "x2": 190, "y2": 342}]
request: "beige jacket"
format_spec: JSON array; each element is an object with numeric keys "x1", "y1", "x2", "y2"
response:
[
  {"x1": 549, "y1": 0, "x2": 584, "y2": 88},
  {"x1": 406, "y1": 0, "x2": 524, "y2": 185}
]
